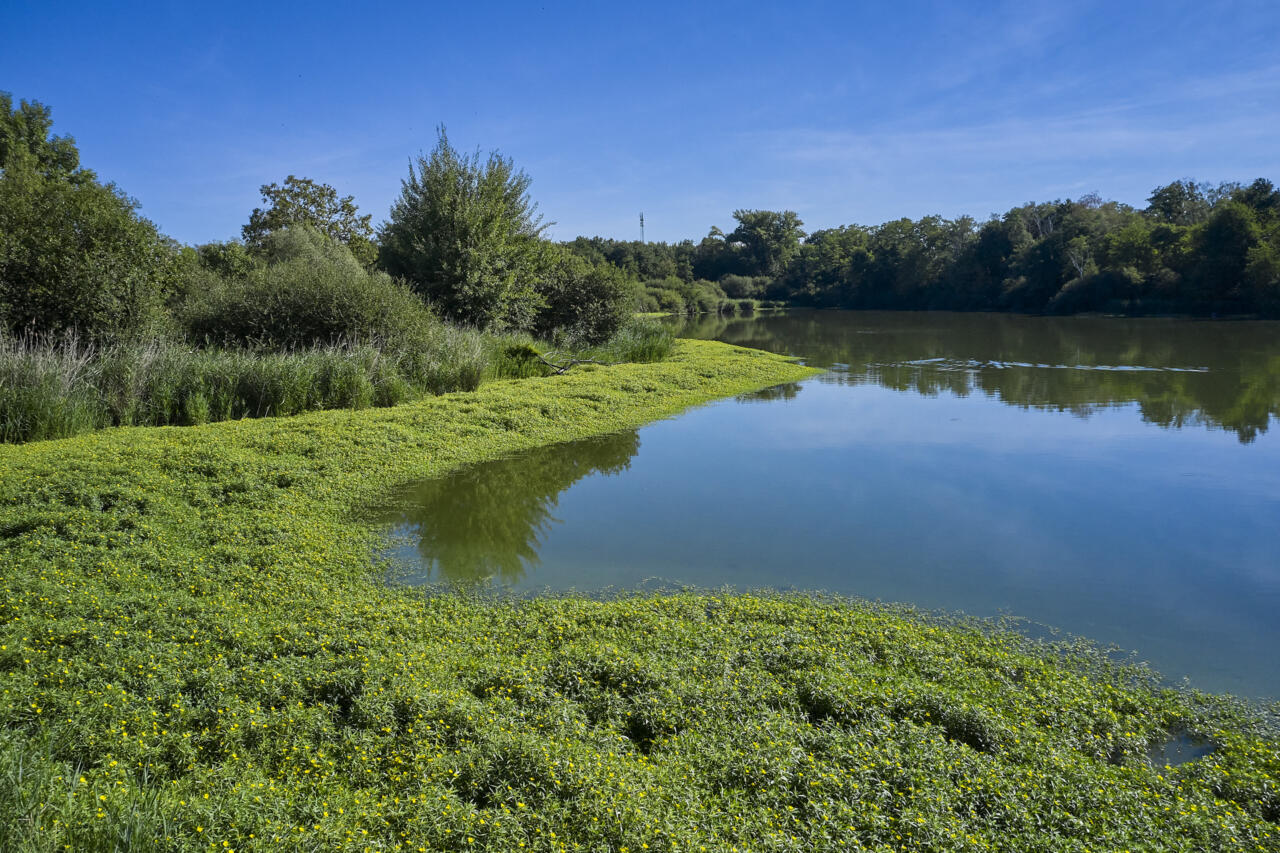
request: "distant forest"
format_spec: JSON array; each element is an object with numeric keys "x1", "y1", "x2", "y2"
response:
[{"x1": 564, "y1": 179, "x2": 1280, "y2": 317}]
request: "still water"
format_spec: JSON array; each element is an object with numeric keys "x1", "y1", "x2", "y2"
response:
[{"x1": 378, "y1": 311, "x2": 1280, "y2": 699}]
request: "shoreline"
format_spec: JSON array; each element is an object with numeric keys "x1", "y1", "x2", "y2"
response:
[{"x1": 2, "y1": 340, "x2": 1277, "y2": 851}]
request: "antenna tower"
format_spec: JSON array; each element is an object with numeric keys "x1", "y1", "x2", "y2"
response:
[{"x1": 640, "y1": 212, "x2": 645, "y2": 244}]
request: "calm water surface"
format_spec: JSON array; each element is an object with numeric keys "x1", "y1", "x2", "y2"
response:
[{"x1": 378, "y1": 311, "x2": 1280, "y2": 698}]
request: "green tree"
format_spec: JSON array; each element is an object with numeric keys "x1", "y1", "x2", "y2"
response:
[
  {"x1": 0, "y1": 92, "x2": 80, "y2": 176},
  {"x1": 1185, "y1": 201, "x2": 1259, "y2": 307},
  {"x1": 194, "y1": 240, "x2": 257, "y2": 279},
  {"x1": 727, "y1": 209, "x2": 806, "y2": 278},
  {"x1": 1146, "y1": 180, "x2": 1211, "y2": 226},
  {"x1": 532, "y1": 248, "x2": 634, "y2": 345},
  {"x1": 242, "y1": 175, "x2": 376, "y2": 265},
  {"x1": 379, "y1": 128, "x2": 550, "y2": 330},
  {"x1": 1232, "y1": 178, "x2": 1280, "y2": 224},
  {"x1": 0, "y1": 97, "x2": 174, "y2": 342},
  {"x1": 1244, "y1": 241, "x2": 1280, "y2": 315}
]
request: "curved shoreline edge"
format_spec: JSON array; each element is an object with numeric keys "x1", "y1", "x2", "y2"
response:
[{"x1": 2, "y1": 340, "x2": 1277, "y2": 851}]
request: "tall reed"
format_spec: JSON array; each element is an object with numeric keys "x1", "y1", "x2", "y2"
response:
[{"x1": 0, "y1": 331, "x2": 490, "y2": 444}]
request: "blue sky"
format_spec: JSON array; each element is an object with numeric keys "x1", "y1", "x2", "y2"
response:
[{"x1": 5, "y1": 0, "x2": 1279, "y2": 245}]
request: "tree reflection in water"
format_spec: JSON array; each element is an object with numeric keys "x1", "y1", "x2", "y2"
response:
[
  {"x1": 670, "y1": 311, "x2": 1280, "y2": 443},
  {"x1": 381, "y1": 431, "x2": 639, "y2": 585}
]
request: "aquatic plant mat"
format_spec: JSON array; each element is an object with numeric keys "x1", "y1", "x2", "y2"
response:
[{"x1": 1, "y1": 341, "x2": 1276, "y2": 851}]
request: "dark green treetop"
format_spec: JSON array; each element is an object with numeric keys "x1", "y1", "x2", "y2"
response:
[
  {"x1": 243, "y1": 175, "x2": 376, "y2": 265},
  {"x1": 0, "y1": 93, "x2": 81, "y2": 176},
  {"x1": 0, "y1": 94, "x2": 175, "y2": 342},
  {"x1": 379, "y1": 127, "x2": 550, "y2": 330},
  {"x1": 727, "y1": 209, "x2": 806, "y2": 278}
]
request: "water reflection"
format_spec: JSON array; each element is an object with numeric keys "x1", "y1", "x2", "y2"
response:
[
  {"x1": 671, "y1": 311, "x2": 1280, "y2": 442},
  {"x1": 376, "y1": 310, "x2": 1280, "y2": 697},
  {"x1": 735, "y1": 382, "x2": 803, "y2": 404},
  {"x1": 379, "y1": 431, "x2": 640, "y2": 584}
]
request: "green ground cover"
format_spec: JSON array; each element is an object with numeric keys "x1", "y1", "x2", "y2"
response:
[{"x1": 0, "y1": 340, "x2": 1277, "y2": 851}]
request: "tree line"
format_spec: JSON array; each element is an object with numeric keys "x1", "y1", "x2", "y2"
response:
[
  {"x1": 0, "y1": 95, "x2": 636, "y2": 349},
  {"x1": 564, "y1": 183, "x2": 1280, "y2": 317},
  {"x1": 6, "y1": 88, "x2": 1279, "y2": 362}
]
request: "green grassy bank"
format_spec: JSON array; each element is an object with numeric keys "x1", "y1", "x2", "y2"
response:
[{"x1": 1, "y1": 340, "x2": 1277, "y2": 851}]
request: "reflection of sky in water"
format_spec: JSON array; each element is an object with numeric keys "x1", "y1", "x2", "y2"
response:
[{"x1": 382, "y1": 312, "x2": 1280, "y2": 699}]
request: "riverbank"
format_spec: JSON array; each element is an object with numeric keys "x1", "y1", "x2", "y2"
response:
[{"x1": 1, "y1": 340, "x2": 1276, "y2": 851}]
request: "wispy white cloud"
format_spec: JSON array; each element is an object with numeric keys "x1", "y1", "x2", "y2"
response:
[
  {"x1": 763, "y1": 59, "x2": 1280, "y2": 161},
  {"x1": 735, "y1": 62, "x2": 1280, "y2": 224}
]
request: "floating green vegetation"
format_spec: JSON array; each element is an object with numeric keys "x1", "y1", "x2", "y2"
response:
[{"x1": 0, "y1": 341, "x2": 1276, "y2": 851}]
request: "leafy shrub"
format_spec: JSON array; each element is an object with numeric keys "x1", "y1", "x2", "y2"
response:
[
  {"x1": 179, "y1": 228, "x2": 440, "y2": 353},
  {"x1": 648, "y1": 287, "x2": 686, "y2": 314},
  {"x1": 681, "y1": 281, "x2": 722, "y2": 314},
  {"x1": 0, "y1": 162, "x2": 175, "y2": 344},
  {"x1": 719, "y1": 274, "x2": 770, "y2": 299},
  {"x1": 532, "y1": 251, "x2": 634, "y2": 346}
]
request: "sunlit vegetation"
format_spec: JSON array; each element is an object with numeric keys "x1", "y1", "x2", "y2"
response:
[
  {"x1": 0, "y1": 98, "x2": 669, "y2": 444},
  {"x1": 4, "y1": 89, "x2": 1280, "y2": 852},
  {"x1": 568, "y1": 181, "x2": 1280, "y2": 318},
  {"x1": 1, "y1": 342, "x2": 1276, "y2": 851}
]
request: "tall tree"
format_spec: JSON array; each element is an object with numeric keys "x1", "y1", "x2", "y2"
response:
[
  {"x1": 379, "y1": 128, "x2": 550, "y2": 330},
  {"x1": 0, "y1": 92, "x2": 80, "y2": 176},
  {"x1": 727, "y1": 209, "x2": 805, "y2": 278},
  {"x1": 1146, "y1": 180, "x2": 1211, "y2": 226},
  {"x1": 1185, "y1": 201, "x2": 1259, "y2": 307},
  {"x1": 242, "y1": 175, "x2": 376, "y2": 265},
  {"x1": 0, "y1": 95, "x2": 174, "y2": 342}
]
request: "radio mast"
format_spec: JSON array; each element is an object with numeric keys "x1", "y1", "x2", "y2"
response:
[{"x1": 639, "y1": 212, "x2": 645, "y2": 244}]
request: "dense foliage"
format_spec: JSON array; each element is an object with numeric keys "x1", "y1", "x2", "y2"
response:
[
  {"x1": 0, "y1": 92, "x2": 80, "y2": 176},
  {"x1": 0, "y1": 96, "x2": 654, "y2": 442},
  {"x1": 2, "y1": 343, "x2": 1277, "y2": 851},
  {"x1": 0, "y1": 97, "x2": 176, "y2": 343},
  {"x1": 242, "y1": 175, "x2": 377, "y2": 266},
  {"x1": 181, "y1": 227, "x2": 440, "y2": 353},
  {"x1": 569, "y1": 180, "x2": 1280, "y2": 317},
  {"x1": 379, "y1": 128, "x2": 550, "y2": 330},
  {"x1": 530, "y1": 248, "x2": 634, "y2": 346}
]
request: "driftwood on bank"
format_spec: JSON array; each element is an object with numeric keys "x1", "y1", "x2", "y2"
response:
[{"x1": 535, "y1": 350, "x2": 623, "y2": 375}]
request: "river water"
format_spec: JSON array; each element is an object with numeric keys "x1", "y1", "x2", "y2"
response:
[{"x1": 378, "y1": 310, "x2": 1280, "y2": 699}]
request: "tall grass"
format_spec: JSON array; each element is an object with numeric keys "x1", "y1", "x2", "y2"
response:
[
  {"x1": 0, "y1": 334, "x2": 102, "y2": 443},
  {"x1": 1, "y1": 319, "x2": 669, "y2": 445},
  {"x1": 482, "y1": 318, "x2": 675, "y2": 381},
  {"x1": 0, "y1": 330, "x2": 488, "y2": 444},
  {"x1": 588, "y1": 316, "x2": 674, "y2": 363}
]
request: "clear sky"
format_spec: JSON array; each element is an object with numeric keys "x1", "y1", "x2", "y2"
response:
[{"x1": 5, "y1": 0, "x2": 1279, "y2": 246}]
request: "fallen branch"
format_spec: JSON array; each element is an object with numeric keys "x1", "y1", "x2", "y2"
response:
[{"x1": 536, "y1": 350, "x2": 623, "y2": 374}]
